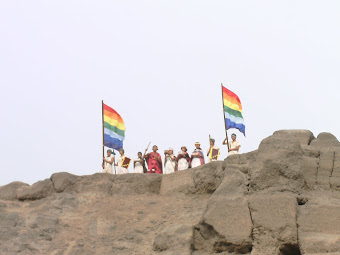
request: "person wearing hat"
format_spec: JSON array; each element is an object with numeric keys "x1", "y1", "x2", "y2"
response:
[
  {"x1": 102, "y1": 149, "x2": 115, "y2": 174},
  {"x1": 115, "y1": 148, "x2": 129, "y2": 174},
  {"x1": 191, "y1": 142, "x2": 205, "y2": 168},
  {"x1": 223, "y1": 133, "x2": 241, "y2": 155},
  {"x1": 177, "y1": 146, "x2": 191, "y2": 171},
  {"x1": 164, "y1": 148, "x2": 176, "y2": 174},
  {"x1": 207, "y1": 137, "x2": 220, "y2": 162},
  {"x1": 144, "y1": 145, "x2": 163, "y2": 174}
]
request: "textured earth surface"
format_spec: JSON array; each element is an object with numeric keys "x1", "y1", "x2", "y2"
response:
[{"x1": 1, "y1": 130, "x2": 340, "y2": 255}]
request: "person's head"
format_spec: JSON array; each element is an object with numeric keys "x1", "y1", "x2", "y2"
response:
[
  {"x1": 168, "y1": 148, "x2": 173, "y2": 154},
  {"x1": 152, "y1": 145, "x2": 158, "y2": 152},
  {"x1": 181, "y1": 146, "x2": 187, "y2": 152},
  {"x1": 138, "y1": 152, "x2": 142, "y2": 158},
  {"x1": 195, "y1": 142, "x2": 200, "y2": 149},
  {"x1": 107, "y1": 149, "x2": 112, "y2": 156},
  {"x1": 210, "y1": 138, "x2": 215, "y2": 146},
  {"x1": 231, "y1": 133, "x2": 236, "y2": 141},
  {"x1": 119, "y1": 148, "x2": 124, "y2": 155}
]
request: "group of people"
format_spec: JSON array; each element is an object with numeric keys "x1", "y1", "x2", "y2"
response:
[{"x1": 102, "y1": 134, "x2": 241, "y2": 175}]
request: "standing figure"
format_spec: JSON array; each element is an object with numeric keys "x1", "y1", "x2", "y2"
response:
[
  {"x1": 191, "y1": 142, "x2": 205, "y2": 168},
  {"x1": 116, "y1": 148, "x2": 129, "y2": 174},
  {"x1": 164, "y1": 148, "x2": 176, "y2": 174},
  {"x1": 177, "y1": 146, "x2": 191, "y2": 171},
  {"x1": 134, "y1": 152, "x2": 146, "y2": 174},
  {"x1": 102, "y1": 149, "x2": 114, "y2": 174},
  {"x1": 223, "y1": 133, "x2": 241, "y2": 156},
  {"x1": 207, "y1": 138, "x2": 220, "y2": 162},
  {"x1": 144, "y1": 145, "x2": 163, "y2": 174}
]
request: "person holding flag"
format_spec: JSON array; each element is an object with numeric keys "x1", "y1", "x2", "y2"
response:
[
  {"x1": 102, "y1": 149, "x2": 115, "y2": 174},
  {"x1": 223, "y1": 133, "x2": 241, "y2": 155},
  {"x1": 220, "y1": 84, "x2": 245, "y2": 154},
  {"x1": 101, "y1": 101, "x2": 126, "y2": 174}
]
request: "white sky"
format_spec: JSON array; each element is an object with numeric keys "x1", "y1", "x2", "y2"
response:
[{"x1": 0, "y1": 1, "x2": 339, "y2": 185}]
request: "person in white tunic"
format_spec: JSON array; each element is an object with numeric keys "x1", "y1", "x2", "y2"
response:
[
  {"x1": 164, "y1": 148, "x2": 176, "y2": 174},
  {"x1": 191, "y1": 142, "x2": 205, "y2": 168},
  {"x1": 134, "y1": 152, "x2": 146, "y2": 174},
  {"x1": 223, "y1": 133, "x2": 241, "y2": 156},
  {"x1": 116, "y1": 148, "x2": 129, "y2": 174},
  {"x1": 177, "y1": 146, "x2": 190, "y2": 171},
  {"x1": 102, "y1": 149, "x2": 114, "y2": 174}
]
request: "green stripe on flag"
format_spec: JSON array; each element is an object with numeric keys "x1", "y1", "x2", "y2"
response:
[
  {"x1": 224, "y1": 105, "x2": 243, "y2": 118},
  {"x1": 104, "y1": 122, "x2": 125, "y2": 137}
]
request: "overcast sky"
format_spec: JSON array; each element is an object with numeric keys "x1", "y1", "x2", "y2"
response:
[{"x1": 0, "y1": 1, "x2": 339, "y2": 186}]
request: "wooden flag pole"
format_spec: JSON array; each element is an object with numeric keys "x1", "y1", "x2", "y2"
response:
[
  {"x1": 221, "y1": 83, "x2": 230, "y2": 149},
  {"x1": 102, "y1": 100, "x2": 105, "y2": 168}
]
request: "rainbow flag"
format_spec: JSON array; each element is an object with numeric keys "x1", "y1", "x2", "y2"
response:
[
  {"x1": 103, "y1": 103, "x2": 125, "y2": 150},
  {"x1": 222, "y1": 86, "x2": 245, "y2": 136}
]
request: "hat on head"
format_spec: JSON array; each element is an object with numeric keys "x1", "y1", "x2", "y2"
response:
[
  {"x1": 195, "y1": 142, "x2": 200, "y2": 145},
  {"x1": 169, "y1": 147, "x2": 174, "y2": 151},
  {"x1": 181, "y1": 146, "x2": 187, "y2": 151},
  {"x1": 231, "y1": 133, "x2": 236, "y2": 138},
  {"x1": 210, "y1": 138, "x2": 215, "y2": 143},
  {"x1": 119, "y1": 148, "x2": 124, "y2": 153}
]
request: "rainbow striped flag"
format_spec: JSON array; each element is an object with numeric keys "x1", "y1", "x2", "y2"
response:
[
  {"x1": 222, "y1": 86, "x2": 245, "y2": 136},
  {"x1": 103, "y1": 103, "x2": 125, "y2": 150}
]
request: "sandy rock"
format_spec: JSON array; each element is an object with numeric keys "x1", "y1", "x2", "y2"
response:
[
  {"x1": 111, "y1": 173, "x2": 162, "y2": 195},
  {"x1": 273, "y1": 129, "x2": 315, "y2": 146},
  {"x1": 191, "y1": 161, "x2": 224, "y2": 194},
  {"x1": 224, "y1": 150, "x2": 257, "y2": 175},
  {"x1": 51, "y1": 172, "x2": 80, "y2": 193},
  {"x1": 317, "y1": 149, "x2": 335, "y2": 188},
  {"x1": 28, "y1": 214, "x2": 59, "y2": 231},
  {"x1": 0, "y1": 181, "x2": 29, "y2": 200},
  {"x1": 73, "y1": 173, "x2": 114, "y2": 194},
  {"x1": 310, "y1": 132, "x2": 340, "y2": 148},
  {"x1": 249, "y1": 132, "x2": 304, "y2": 193},
  {"x1": 160, "y1": 161, "x2": 224, "y2": 195},
  {"x1": 194, "y1": 197, "x2": 252, "y2": 253},
  {"x1": 193, "y1": 170, "x2": 252, "y2": 253},
  {"x1": 153, "y1": 225, "x2": 193, "y2": 254},
  {"x1": 17, "y1": 179, "x2": 55, "y2": 200},
  {"x1": 160, "y1": 168, "x2": 196, "y2": 195},
  {"x1": 1, "y1": 130, "x2": 340, "y2": 254},
  {"x1": 249, "y1": 193, "x2": 300, "y2": 255},
  {"x1": 302, "y1": 156, "x2": 319, "y2": 189},
  {"x1": 298, "y1": 199, "x2": 340, "y2": 254}
]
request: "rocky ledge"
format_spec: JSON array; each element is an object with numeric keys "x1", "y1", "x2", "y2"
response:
[{"x1": 0, "y1": 130, "x2": 340, "y2": 255}]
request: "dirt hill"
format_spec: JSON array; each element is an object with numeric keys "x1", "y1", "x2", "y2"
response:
[{"x1": 1, "y1": 130, "x2": 340, "y2": 255}]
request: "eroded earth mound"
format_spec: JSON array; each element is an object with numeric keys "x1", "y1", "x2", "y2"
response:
[{"x1": 1, "y1": 130, "x2": 340, "y2": 255}]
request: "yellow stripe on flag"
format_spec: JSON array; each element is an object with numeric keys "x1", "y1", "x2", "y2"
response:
[{"x1": 104, "y1": 116, "x2": 126, "y2": 130}]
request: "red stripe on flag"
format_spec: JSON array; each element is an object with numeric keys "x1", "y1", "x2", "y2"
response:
[{"x1": 222, "y1": 86, "x2": 241, "y2": 104}]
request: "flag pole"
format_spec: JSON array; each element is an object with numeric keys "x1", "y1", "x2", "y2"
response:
[
  {"x1": 221, "y1": 83, "x2": 230, "y2": 149},
  {"x1": 102, "y1": 100, "x2": 105, "y2": 170}
]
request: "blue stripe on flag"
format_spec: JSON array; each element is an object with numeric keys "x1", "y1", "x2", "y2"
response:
[
  {"x1": 104, "y1": 128, "x2": 124, "y2": 141},
  {"x1": 226, "y1": 118, "x2": 246, "y2": 136},
  {"x1": 104, "y1": 134, "x2": 123, "y2": 150},
  {"x1": 225, "y1": 112, "x2": 244, "y2": 125}
]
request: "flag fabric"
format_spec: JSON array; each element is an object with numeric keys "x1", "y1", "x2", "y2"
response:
[
  {"x1": 222, "y1": 86, "x2": 246, "y2": 136},
  {"x1": 103, "y1": 103, "x2": 125, "y2": 150}
]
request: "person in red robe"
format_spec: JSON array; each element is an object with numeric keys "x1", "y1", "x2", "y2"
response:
[{"x1": 144, "y1": 145, "x2": 163, "y2": 174}]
